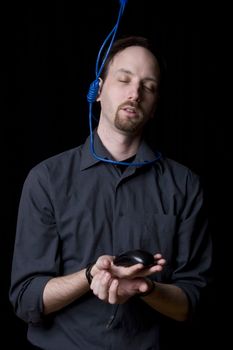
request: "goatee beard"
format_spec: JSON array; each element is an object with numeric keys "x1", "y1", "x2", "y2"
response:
[{"x1": 114, "y1": 102, "x2": 145, "y2": 133}]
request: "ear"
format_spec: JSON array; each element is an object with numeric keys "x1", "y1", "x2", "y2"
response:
[{"x1": 96, "y1": 78, "x2": 103, "y2": 101}]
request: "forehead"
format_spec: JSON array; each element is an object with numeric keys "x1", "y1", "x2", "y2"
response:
[{"x1": 109, "y1": 46, "x2": 160, "y2": 78}]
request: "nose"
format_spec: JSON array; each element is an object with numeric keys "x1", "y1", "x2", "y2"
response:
[{"x1": 128, "y1": 83, "x2": 141, "y2": 102}]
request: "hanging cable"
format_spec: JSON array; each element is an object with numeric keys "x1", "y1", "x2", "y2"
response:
[{"x1": 86, "y1": 0, "x2": 162, "y2": 167}]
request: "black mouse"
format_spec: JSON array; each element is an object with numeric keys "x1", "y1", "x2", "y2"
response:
[{"x1": 113, "y1": 249, "x2": 155, "y2": 267}]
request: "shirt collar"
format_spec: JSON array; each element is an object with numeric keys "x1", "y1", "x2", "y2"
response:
[
  {"x1": 80, "y1": 130, "x2": 161, "y2": 171},
  {"x1": 80, "y1": 131, "x2": 111, "y2": 170},
  {"x1": 134, "y1": 139, "x2": 159, "y2": 165}
]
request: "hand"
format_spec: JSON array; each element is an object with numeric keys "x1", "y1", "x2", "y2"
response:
[
  {"x1": 90, "y1": 270, "x2": 151, "y2": 304},
  {"x1": 93, "y1": 253, "x2": 166, "y2": 279},
  {"x1": 89, "y1": 253, "x2": 166, "y2": 304}
]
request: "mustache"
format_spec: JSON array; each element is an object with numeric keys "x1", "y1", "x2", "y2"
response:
[{"x1": 118, "y1": 101, "x2": 141, "y2": 111}]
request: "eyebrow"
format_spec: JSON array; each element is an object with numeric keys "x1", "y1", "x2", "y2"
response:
[{"x1": 115, "y1": 68, "x2": 159, "y2": 83}]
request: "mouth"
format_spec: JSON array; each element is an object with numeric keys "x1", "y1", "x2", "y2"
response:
[
  {"x1": 121, "y1": 106, "x2": 138, "y2": 116},
  {"x1": 123, "y1": 106, "x2": 136, "y2": 111}
]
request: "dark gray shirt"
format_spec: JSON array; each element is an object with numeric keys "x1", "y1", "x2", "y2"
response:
[{"x1": 9, "y1": 133, "x2": 212, "y2": 350}]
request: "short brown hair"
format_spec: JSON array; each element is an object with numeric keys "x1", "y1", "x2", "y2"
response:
[{"x1": 100, "y1": 35, "x2": 165, "y2": 81}]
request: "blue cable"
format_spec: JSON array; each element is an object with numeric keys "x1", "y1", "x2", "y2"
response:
[
  {"x1": 87, "y1": 0, "x2": 162, "y2": 167},
  {"x1": 87, "y1": 0, "x2": 127, "y2": 103}
]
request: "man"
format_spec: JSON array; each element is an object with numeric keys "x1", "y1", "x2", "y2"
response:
[{"x1": 9, "y1": 36, "x2": 212, "y2": 350}]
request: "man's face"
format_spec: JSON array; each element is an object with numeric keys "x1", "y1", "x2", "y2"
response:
[{"x1": 97, "y1": 46, "x2": 160, "y2": 136}]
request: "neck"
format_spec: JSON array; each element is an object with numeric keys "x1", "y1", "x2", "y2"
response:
[{"x1": 97, "y1": 124, "x2": 142, "y2": 161}]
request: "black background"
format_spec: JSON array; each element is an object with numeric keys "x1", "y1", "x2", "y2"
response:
[{"x1": 2, "y1": 0, "x2": 230, "y2": 348}]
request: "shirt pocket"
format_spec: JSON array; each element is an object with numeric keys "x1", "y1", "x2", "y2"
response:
[{"x1": 143, "y1": 212, "x2": 178, "y2": 282}]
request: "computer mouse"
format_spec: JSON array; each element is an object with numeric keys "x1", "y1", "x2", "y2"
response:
[{"x1": 113, "y1": 249, "x2": 155, "y2": 267}]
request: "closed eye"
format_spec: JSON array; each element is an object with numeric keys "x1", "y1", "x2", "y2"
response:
[
  {"x1": 118, "y1": 79, "x2": 130, "y2": 83},
  {"x1": 142, "y1": 84, "x2": 158, "y2": 93}
]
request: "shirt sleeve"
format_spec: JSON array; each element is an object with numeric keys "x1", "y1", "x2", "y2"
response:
[
  {"x1": 171, "y1": 169, "x2": 213, "y2": 316},
  {"x1": 9, "y1": 163, "x2": 60, "y2": 323}
]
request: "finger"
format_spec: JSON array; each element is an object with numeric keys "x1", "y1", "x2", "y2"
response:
[
  {"x1": 108, "y1": 279, "x2": 119, "y2": 304},
  {"x1": 154, "y1": 254, "x2": 166, "y2": 266},
  {"x1": 90, "y1": 270, "x2": 103, "y2": 294},
  {"x1": 146, "y1": 261, "x2": 166, "y2": 273},
  {"x1": 91, "y1": 271, "x2": 110, "y2": 299},
  {"x1": 97, "y1": 271, "x2": 112, "y2": 301},
  {"x1": 159, "y1": 258, "x2": 166, "y2": 265},
  {"x1": 110, "y1": 263, "x2": 145, "y2": 278},
  {"x1": 154, "y1": 253, "x2": 163, "y2": 260},
  {"x1": 138, "y1": 279, "x2": 150, "y2": 293},
  {"x1": 130, "y1": 261, "x2": 166, "y2": 278},
  {"x1": 96, "y1": 255, "x2": 114, "y2": 270}
]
